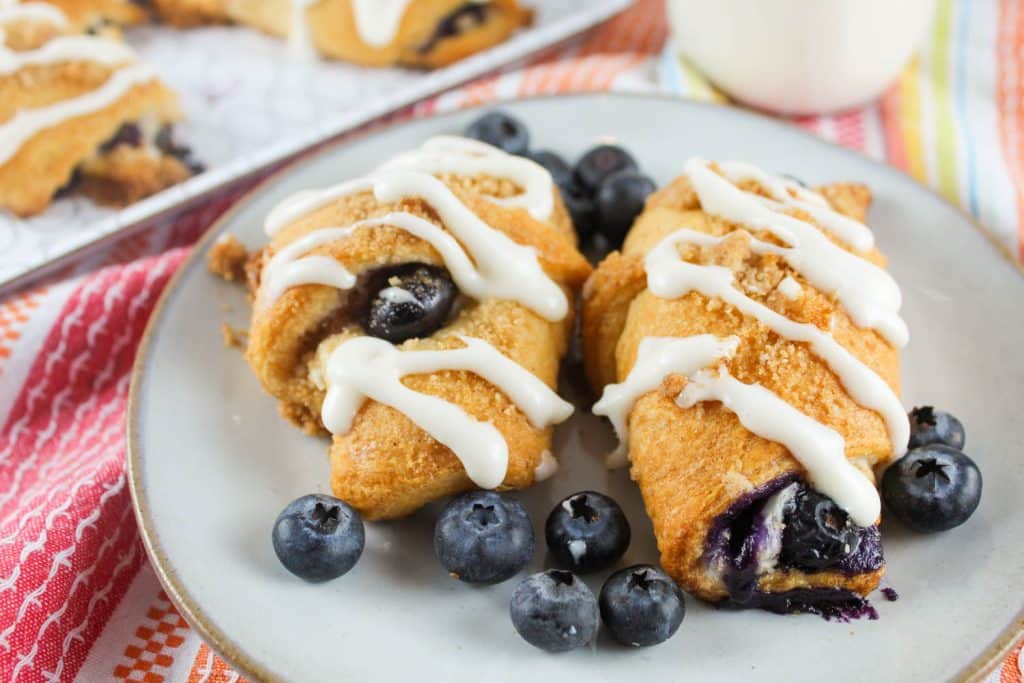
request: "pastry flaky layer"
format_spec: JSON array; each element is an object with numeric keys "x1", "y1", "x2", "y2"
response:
[
  {"x1": 242, "y1": 172, "x2": 589, "y2": 520},
  {"x1": 0, "y1": 7, "x2": 192, "y2": 216},
  {"x1": 582, "y1": 169, "x2": 900, "y2": 610},
  {"x1": 150, "y1": 0, "x2": 534, "y2": 68}
]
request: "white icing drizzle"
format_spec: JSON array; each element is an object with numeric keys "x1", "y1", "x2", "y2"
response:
[
  {"x1": 533, "y1": 450, "x2": 558, "y2": 482},
  {"x1": 263, "y1": 171, "x2": 568, "y2": 321},
  {"x1": 685, "y1": 159, "x2": 908, "y2": 348},
  {"x1": 777, "y1": 275, "x2": 802, "y2": 300},
  {"x1": 0, "y1": 35, "x2": 135, "y2": 74},
  {"x1": 0, "y1": 2, "x2": 68, "y2": 29},
  {"x1": 350, "y1": 0, "x2": 412, "y2": 47},
  {"x1": 261, "y1": 227, "x2": 357, "y2": 306},
  {"x1": 379, "y1": 286, "x2": 419, "y2": 305},
  {"x1": 678, "y1": 367, "x2": 880, "y2": 526},
  {"x1": 0, "y1": 62, "x2": 156, "y2": 166},
  {"x1": 378, "y1": 136, "x2": 555, "y2": 221},
  {"x1": 349, "y1": 0, "x2": 489, "y2": 48},
  {"x1": 594, "y1": 334, "x2": 740, "y2": 468},
  {"x1": 593, "y1": 335, "x2": 880, "y2": 526},
  {"x1": 288, "y1": 0, "x2": 318, "y2": 59},
  {"x1": 645, "y1": 230, "x2": 909, "y2": 457},
  {"x1": 321, "y1": 335, "x2": 573, "y2": 489},
  {"x1": 755, "y1": 484, "x2": 797, "y2": 573},
  {"x1": 715, "y1": 161, "x2": 876, "y2": 252}
]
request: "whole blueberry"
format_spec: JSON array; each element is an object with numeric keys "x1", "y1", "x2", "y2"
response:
[
  {"x1": 573, "y1": 144, "x2": 638, "y2": 194},
  {"x1": 272, "y1": 494, "x2": 365, "y2": 582},
  {"x1": 780, "y1": 487, "x2": 861, "y2": 571},
  {"x1": 559, "y1": 180, "x2": 598, "y2": 243},
  {"x1": 908, "y1": 406, "x2": 966, "y2": 450},
  {"x1": 434, "y1": 491, "x2": 534, "y2": 584},
  {"x1": 527, "y1": 149, "x2": 572, "y2": 187},
  {"x1": 363, "y1": 263, "x2": 456, "y2": 344},
  {"x1": 594, "y1": 171, "x2": 656, "y2": 248},
  {"x1": 882, "y1": 444, "x2": 982, "y2": 532},
  {"x1": 510, "y1": 570, "x2": 598, "y2": 652},
  {"x1": 464, "y1": 111, "x2": 530, "y2": 156},
  {"x1": 599, "y1": 565, "x2": 685, "y2": 647},
  {"x1": 545, "y1": 491, "x2": 631, "y2": 573}
]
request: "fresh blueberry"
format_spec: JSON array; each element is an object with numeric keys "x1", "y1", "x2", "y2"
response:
[
  {"x1": 908, "y1": 406, "x2": 966, "y2": 450},
  {"x1": 559, "y1": 180, "x2": 598, "y2": 242},
  {"x1": 594, "y1": 171, "x2": 656, "y2": 247},
  {"x1": 780, "y1": 487, "x2": 861, "y2": 571},
  {"x1": 573, "y1": 144, "x2": 638, "y2": 194},
  {"x1": 363, "y1": 263, "x2": 456, "y2": 344},
  {"x1": 464, "y1": 111, "x2": 530, "y2": 156},
  {"x1": 434, "y1": 491, "x2": 534, "y2": 584},
  {"x1": 510, "y1": 570, "x2": 598, "y2": 652},
  {"x1": 881, "y1": 444, "x2": 982, "y2": 532},
  {"x1": 599, "y1": 565, "x2": 685, "y2": 647},
  {"x1": 545, "y1": 491, "x2": 631, "y2": 573},
  {"x1": 526, "y1": 149, "x2": 572, "y2": 187},
  {"x1": 272, "y1": 494, "x2": 365, "y2": 582}
]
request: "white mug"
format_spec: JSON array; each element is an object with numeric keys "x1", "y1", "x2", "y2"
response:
[{"x1": 667, "y1": 0, "x2": 937, "y2": 115}]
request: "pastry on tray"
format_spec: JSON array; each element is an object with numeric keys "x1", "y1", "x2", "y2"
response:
[
  {"x1": 584, "y1": 159, "x2": 909, "y2": 616},
  {"x1": 149, "y1": 0, "x2": 534, "y2": 67},
  {"x1": 211, "y1": 136, "x2": 591, "y2": 520},
  {"x1": 0, "y1": 2, "x2": 199, "y2": 217}
]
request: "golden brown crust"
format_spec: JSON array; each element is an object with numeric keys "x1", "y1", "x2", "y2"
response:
[
  {"x1": 39, "y1": 0, "x2": 149, "y2": 32},
  {"x1": 152, "y1": 0, "x2": 532, "y2": 68},
  {"x1": 0, "y1": 60, "x2": 183, "y2": 216},
  {"x1": 148, "y1": 0, "x2": 229, "y2": 26},
  {"x1": 244, "y1": 174, "x2": 589, "y2": 519},
  {"x1": 1, "y1": 18, "x2": 66, "y2": 51},
  {"x1": 582, "y1": 169, "x2": 896, "y2": 603},
  {"x1": 208, "y1": 235, "x2": 251, "y2": 282},
  {"x1": 78, "y1": 145, "x2": 192, "y2": 206}
]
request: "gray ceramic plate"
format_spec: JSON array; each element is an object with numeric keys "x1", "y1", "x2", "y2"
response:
[{"x1": 128, "y1": 93, "x2": 1024, "y2": 683}]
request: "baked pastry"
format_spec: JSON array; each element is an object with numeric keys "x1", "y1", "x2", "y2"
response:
[
  {"x1": 149, "y1": 0, "x2": 534, "y2": 67},
  {"x1": 35, "y1": 0, "x2": 148, "y2": 33},
  {"x1": 214, "y1": 136, "x2": 590, "y2": 520},
  {"x1": 584, "y1": 159, "x2": 909, "y2": 615},
  {"x1": 0, "y1": 2, "x2": 197, "y2": 216}
]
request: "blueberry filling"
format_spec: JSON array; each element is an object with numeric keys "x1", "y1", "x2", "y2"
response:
[
  {"x1": 780, "y1": 488, "x2": 861, "y2": 571},
  {"x1": 155, "y1": 126, "x2": 206, "y2": 174},
  {"x1": 97, "y1": 122, "x2": 205, "y2": 173},
  {"x1": 362, "y1": 263, "x2": 457, "y2": 344},
  {"x1": 417, "y1": 2, "x2": 490, "y2": 54},
  {"x1": 703, "y1": 476, "x2": 883, "y2": 616},
  {"x1": 100, "y1": 123, "x2": 144, "y2": 153}
]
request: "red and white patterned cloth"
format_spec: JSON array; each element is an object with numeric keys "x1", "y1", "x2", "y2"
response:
[{"x1": 0, "y1": 1, "x2": 1021, "y2": 681}]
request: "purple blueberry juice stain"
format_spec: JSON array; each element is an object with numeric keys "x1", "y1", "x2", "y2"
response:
[{"x1": 881, "y1": 587, "x2": 899, "y2": 602}]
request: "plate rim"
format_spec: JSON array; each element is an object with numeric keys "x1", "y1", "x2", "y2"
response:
[{"x1": 126, "y1": 91, "x2": 1024, "y2": 683}]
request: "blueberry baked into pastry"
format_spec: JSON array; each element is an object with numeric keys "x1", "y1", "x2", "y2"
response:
[
  {"x1": 0, "y1": 1, "x2": 199, "y2": 216},
  {"x1": 584, "y1": 160, "x2": 909, "y2": 615},
  {"x1": 211, "y1": 136, "x2": 590, "y2": 520},
  {"x1": 149, "y1": 0, "x2": 534, "y2": 68}
]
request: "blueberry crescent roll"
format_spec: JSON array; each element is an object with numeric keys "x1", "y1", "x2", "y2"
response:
[
  {"x1": 584, "y1": 160, "x2": 909, "y2": 616},
  {"x1": 151, "y1": 0, "x2": 533, "y2": 68},
  {"x1": 0, "y1": 3, "x2": 197, "y2": 216},
  {"x1": 233, "y1": 137, "x2": 590, "y2": 520}
]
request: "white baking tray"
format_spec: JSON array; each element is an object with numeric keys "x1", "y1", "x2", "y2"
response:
[{"x1": 0, "y1": 0, "x2": 630, "y2": 290}]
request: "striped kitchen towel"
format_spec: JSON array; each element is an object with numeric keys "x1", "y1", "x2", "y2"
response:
[
  {"x1": 661, "y1": 0, "x2": 1024, "y2": 270},
  {"x1": 0, "y1": 1, "x2": 1021, "y2": 682}
]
